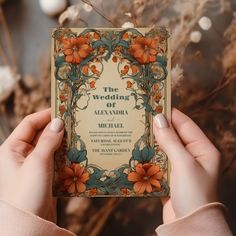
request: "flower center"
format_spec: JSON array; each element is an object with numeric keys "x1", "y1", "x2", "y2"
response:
[
  {"x1": 143, "y1": 176, "x2": 150, "y2": 181},
  {"x1": 72, "y1": 176, "x2": 78, "y2": 182},
  {"x1": 144, "y1": 45, "x2": 149, "y2": 52}
]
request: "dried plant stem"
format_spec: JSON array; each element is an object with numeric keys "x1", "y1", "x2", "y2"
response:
[
  {"x1": 81, "y1": 0, "x2": 118, "y2": 27},
  {"x1": 0, "y1": 40, "x2": 9, "y2": 65},
  {"x1": 0, "y1": 6, "x2": 16, "y2": 67}
]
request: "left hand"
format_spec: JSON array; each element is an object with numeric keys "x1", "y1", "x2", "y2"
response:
[{"x1": 0, "y1": 109, "x2": 64, "y2": 222}]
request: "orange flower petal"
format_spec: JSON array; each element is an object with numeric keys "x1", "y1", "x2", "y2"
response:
[
  {"x1": 145, "y1": 182, "x2": 153, "y2": 193},
  {"x1": 78, "y1": 49, "x2": 88, "y2": 58},
  {"x1": 134, "y1": 49, "x2": 144, "y2": 58},
  {"x1": 149, "y1": 55, "x2": 156, "y2": 62},
  {"x1": 149, "y1": 179, "x2": 161, "y2": 189},
  {"x1": 82, "y1": 65, "x2": 89, "y2": 74},
  {"x1": 153, "y1": 171, "x2": 164, "y2": 180},
  {"x1": 62, "y1": 39, "x2": 71, "y2": 49},
  {"x1": 80, "y1": 44, "x2": 90, "y2": 51},
  {"x1": 63, "y1": 166, "x2": 74, "y2": 177},
  {"x1": 142, "y1": 163, "x2": 152, "y2": 171},
  {"x1": 145, "y1": 38, "x2": 152, "y2": 45},
  {"x1": 151, "y1": 40, "x2": 158, "y2": 48},
  {"x1": 133, "y1": 181, "x2": 146, "y2": 194},
  {"x1": 130, "y1": 44, "x2": 142, "y2": 51},
  {"x1": 65, "y1": 55, "x2": 73, "y2": 63},
  {"x1": 76, "y1": 182, "x2": 86, "y2": 193},
  {"x1": 149, "y1": 48, "x2": 157, "y2": 55},
  {"x1": 128, "y1": 172, "x2": 141, "y2": 182},
  {"x1": 135, "y1": 164, "x2": 145, "y2": 176},
  {"x1": 136, "y1": 37, "x2": 146, "y2": 45},
  {"x1": 80, "y1": 172, "x2": 89, "y2": 183},
  {"x1": 147, "y1": 165, "x2": 160, "y2": 176},
  {"x1": 67, "y1": 183, "x2": 76, "y2": 193},
  {"x1": 142, "y1": 52, "x2": 149, "y2": 63},
  {"x1": 64, "y1": 178, "x2": 73, "y2": 187},
  {"x1": 70, "y1": 38, "x2": 77, "y2": 45},
  {"x1": 64, "y1": 48, "x2": 73, "y2": 55},
  {"x1": 74, "y1": 164, "x2": 84, "y2": 177}
]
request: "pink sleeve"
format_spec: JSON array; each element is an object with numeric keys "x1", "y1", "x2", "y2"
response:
[
  {"x1": 156, "y1": 202, "x2": 233, "y2": 236},
  {"x1": 0, "y1": 200, "x2": 76, "y2": 236}
]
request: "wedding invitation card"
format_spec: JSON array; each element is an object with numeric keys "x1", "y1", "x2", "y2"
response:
[{"x1": 51, "y1": 27, "x2": 171, "y2": 197}]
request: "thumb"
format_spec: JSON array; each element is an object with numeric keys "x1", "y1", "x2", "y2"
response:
[
  {"x1": 29, "y1": 118, "x2": 64, "y2": 163},
  {"x1": 153, "y1": 113, "x2": 194, "y2": 166}
]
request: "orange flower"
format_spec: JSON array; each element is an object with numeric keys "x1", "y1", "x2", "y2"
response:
[
  {"x1": 93, "y1": 32, "x2": 100, "y2": 40},
  {"x1": 131, "y1": 65, "x2": 138, "y2": 74},
  {"x1": 59, "y1": 163, "x2": 89, "y2": 194},
  {"x1": 129, "y1": 36, "x2": 158, "y2": 64},
  {"x1": 122, "y1": 32, "x2": 129, "y2": 40},
  {"x1": 152, "y1": 83, "x2": 159, "y2": 90},
  {"x1": 98, "y1": 47, "x2": 105, "y2": 55},
  {"x1": 62, "y1": 36, "x2": 92, "y2": 64},
  {"x1": 90, "y1": 80, "x2": 96, "y2": 89},
  {"x1": 154, "y1": 91, "x2": 162, "y2": 101},
  {"x1": 121, "y1": 188, "x2": 130, "y2": 195},
  {"x1": 90, "y1": 65, "x2": 99, "y2": 75},
  {"x1": 89, "y1": 188, "x2": 97, "y2": 196},
  {"x1": 112, "y1": 56, "x2": 118, "y2": 63},
  {"x1": 121, "y1": 65, "x2": 129, "y2": 75},
  {"x1": 59, "y1": 105, "x2": 66, "y2": 114},
  {"x1": 155, "y1": 105, "x2": 163, "y2": 113},
  {"x1": 82, "y1": 65, "x2": 89, "y2": 75},
  {"x1": 128, "y1": 163, "x2": 164, "y2": 194},
  {"x1": 126, "y1": 81, "x2": 133, "y2": 89},
  {"x1": 59, "y1": 94, "x2": 67, "y2": 102}
]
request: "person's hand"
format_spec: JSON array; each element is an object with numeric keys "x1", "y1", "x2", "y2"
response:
[
  {"x1": 153, "y1": 108, "x2": 220, "y2": 223},
  {"x1": 0, "y1": 109, "x2": 64, "y2": 222}
]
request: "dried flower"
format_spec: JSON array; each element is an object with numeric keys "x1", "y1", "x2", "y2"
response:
[
  {"x1": 0, "y1": 66, "x2": 20, "y2": 103},
  {"x1": 198, "y1": 16, "x2": 212, "y2": 31},
  {"x1": 121, "y1": 21, "x2": 134, "y2": 28},
  {"x1": 190, "y1": 31, "x2": 202, "y2": 43}
]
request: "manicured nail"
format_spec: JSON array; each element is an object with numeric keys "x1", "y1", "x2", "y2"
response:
[
  {"x1": 154, "y1": 113, "x2": 169, "y2": 128},
  {"x1": 50, "y1": 118, "x2": 64, "y2": 132}
]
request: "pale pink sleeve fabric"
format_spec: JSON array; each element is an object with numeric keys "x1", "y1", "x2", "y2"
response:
[
  {"x1": 0, "y1": 200, "x2": 233, "y2": 236},
  {"x1": 0, "y1": 200, "x2": 75, "y2": 236},
  {"x1": 156, "y1": 202, "x2": 233, "y2": 236}
]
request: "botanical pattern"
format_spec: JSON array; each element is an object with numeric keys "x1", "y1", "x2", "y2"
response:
[{"x1": 52, "y1": 28, "x2": 170, "y2": 196}]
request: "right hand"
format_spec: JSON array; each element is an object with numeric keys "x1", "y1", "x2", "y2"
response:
[{"x1": 153, "y1": 108, "x2": 220, "y2": 223}]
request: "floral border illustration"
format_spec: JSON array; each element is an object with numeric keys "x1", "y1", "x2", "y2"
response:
[{"x1": 52, "y1": 27, "x2": 170, "y2": 197}]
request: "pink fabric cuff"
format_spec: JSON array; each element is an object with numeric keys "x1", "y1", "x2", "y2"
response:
[
  {"x1": 0, "y1": 200, "x2": 75, "y2": 236},
  {"x1": 156, "y1": 202, "x2": 233, "y2": 236}
]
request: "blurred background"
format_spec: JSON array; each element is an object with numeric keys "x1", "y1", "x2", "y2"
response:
[{"x1": 0, "y1": 0, "x2": 236, "y2": 235}]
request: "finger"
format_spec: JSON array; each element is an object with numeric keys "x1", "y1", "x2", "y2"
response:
[
  {"x1": 153, "y1": 113, "x2": 194, "y2": 166},
  {"x1": 172, "y1": 108, "x2": 220, "y2": 168},
  {"x1": 28, "y1": 118, "x2": 64, "y2": 164},
  {"x1": 4, "y1": 109, "x2": 51, "y2": 146},
  {"x1": 31, "y1": 129, "x2": 44, "y2": 147},
  {"x1": 160, "y1": 197, "x2": 176, "y2": 224}
]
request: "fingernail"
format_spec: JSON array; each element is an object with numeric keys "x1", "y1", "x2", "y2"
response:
[
  {"x1": 154, "y1": 113, "x2": 169, "y2": 128},
  {"x1": 50, "y1": 118, "x2": 64, "y2": 132}
]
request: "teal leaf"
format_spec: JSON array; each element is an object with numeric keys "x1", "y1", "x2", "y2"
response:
[
  {"x1": 55, "y1": 56, "x2": 65, "y2": 67},
  {"x1": 67, "y1": 148, "x2": 87, "y2": 163},
  {"x1": 141, "y1": 147, "x2": 155, "y2": 162},
  {"x1": 132, "y1": 149, "x2": 142, "y2": 162}
]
